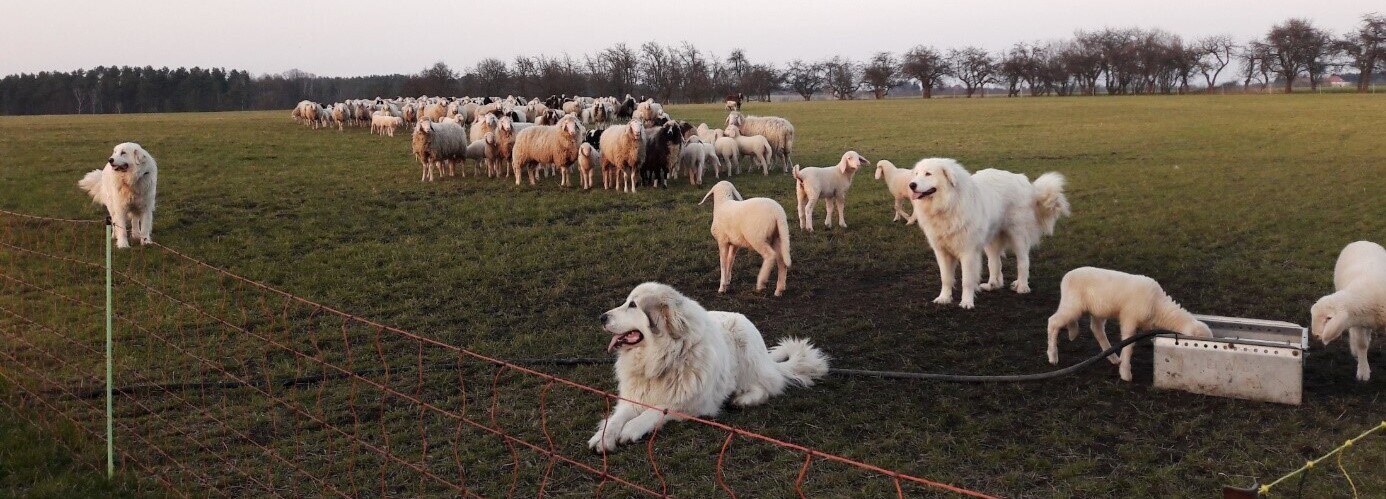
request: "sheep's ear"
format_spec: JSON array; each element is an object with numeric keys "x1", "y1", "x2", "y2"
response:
[
  {"x1": 637, "y1": 292, "x2": 684, "y2": 340},
  {"x1": 730, "y1": 185, "x2": 744, "y2": 201},
  {"x1": 699, "y1": 188, "x2": 716, "y2": 205}
]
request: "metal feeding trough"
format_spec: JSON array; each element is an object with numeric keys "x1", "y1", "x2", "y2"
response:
[{"x1": 1153, "y1": 314, "x2": 1308, "y2": 405}]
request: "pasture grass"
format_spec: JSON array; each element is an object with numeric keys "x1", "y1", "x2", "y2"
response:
[{"x1": 1, "y1": 93, "x2": 1384, "y2": 496}]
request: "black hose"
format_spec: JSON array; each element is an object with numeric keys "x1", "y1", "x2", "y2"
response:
[{"x1": 830, "y1": 331, "x2": 1164, "y2": 382}]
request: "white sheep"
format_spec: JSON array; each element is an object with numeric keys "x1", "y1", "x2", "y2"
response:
[
  {"x1": 370, "y1": 114, "x2": 404, "y2": 137},
  {"x1": 873, "y1": 159, "x2": 917, "y2": 223},
  {"x1": 713, "y1": 136, "x2": 741, "y2": 175},
  {"x1": 510, "y1": 116, "x2": 582, "y2": 186},
  {"x1": 1046, "y1": 267, "x2": 1213, "y2": 382},
  {"x1": 678, "y1": 137, "x2": 719, "y2": 186},
  {"x1": 599, "y1": 120, "x2": 645, "y2": 192},
  {"x1": 696, "y1": 123, "x2": 725, "y2": 143},
  {"x1": 724, "y1": 125, "x2": 771, "y2": 175},
  {"x1": 1311, "y1": 240, "x2": 1386, "y2": 382},
  {"x1": 792, "y1": 151, "x2": 868, "y2": 232},
  {"x1": 725, "y1": 111, "x2": 794, "y2": 172},
  {"x1": 411, "y1": 119, "x2": 469, "y2": 182},
  {"x1": 576, "y1": 142, "x2": 601, "y2": 190},
  {"x1": 463, "y1": 132, "x2": 500, "y2": 177},
  {"x1": 699, "y1": 181, "x2": 792, "y2": 296},
  {"x1": 421, "y1": 102, "x2": 448, "y2": 122},
  {"x1": 470, "y1": 114, "x2": 499, "y2": 143}
]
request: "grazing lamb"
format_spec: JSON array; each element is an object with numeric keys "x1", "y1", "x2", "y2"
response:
[
  {"x1": 873, "y1": 160, "x2": 917, "y2": 223},
  {"x1": 1046, "y1": 267, "x2": 1212, "y2": 382},
  {"x1": 725, "y1": 112, "x2": 794, "y2": 172},
  {"x1": 463, "y1": 132, "x2": 500, "y2": 177},
  {"x1": 699, "y1": 181, "x2": 792, "y2": 296},
  {"x1": 510, "y1": 116, "x2": 582, "y2": 186},
  {"x1": 599, "y1": 120, "x2": 645, "y2": 192},
  {"x1": 577, "y1": 142, "x2": 601, "y2": 190},
  {"x1": 723, "y1": 125, "x2": 772, "y2": 175},
  {"x1": 411, "y1": 119, "x2": 469, "y2": 182},
  {"x1": 1310, "y1": 240, "x2": 1386, "y2": 382},
  {"x1": 792, "y1": 151, "x2": 868, "y2": 232}
]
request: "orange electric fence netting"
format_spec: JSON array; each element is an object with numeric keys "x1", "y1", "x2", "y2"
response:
[{"x1": 0, "y1": 209, "x2": 993, "y2": 498}]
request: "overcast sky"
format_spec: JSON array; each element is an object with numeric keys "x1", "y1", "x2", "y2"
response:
[{"x1": 3, "y1": 1, "x2": 1379, "y2": 76}]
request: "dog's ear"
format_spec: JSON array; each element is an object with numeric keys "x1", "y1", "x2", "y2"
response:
[
  {"x1": 131, "y1": 146, "x2": 147, "y2": 166},
  {"x1": 637, "y1": 291, "x2": 685, "y2": 340},
  {"x1": 940, "y1": 164, "x2": 957, "y2": 187}
]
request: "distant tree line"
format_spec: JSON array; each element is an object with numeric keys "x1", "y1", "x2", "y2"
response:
[{"x1": 2, "y1": 14, "x2": 1381, "y2": 115}]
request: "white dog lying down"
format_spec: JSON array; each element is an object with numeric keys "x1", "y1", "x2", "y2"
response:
[
  {"x1": 908, "y1": 158, "x2": 1070, "y2": 308},
  {"x1": 589, "y1": 282, "x2": 829, "y2": 452},
  {"x1": 78, "y1": 142, "x2": 158, "y2": 248},
  {"x1": 1311, "y1": 240, "x2": 1386, "y2": 382},
  {"x1": 1047, "y1": 267, "x2": 1212, "y2": 381}
]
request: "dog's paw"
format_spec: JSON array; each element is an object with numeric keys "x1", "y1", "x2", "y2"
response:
[
  {"x1": 588, "y1": 428, "x2": 619, "y2": 453},
  {"x1": 139, "y1": 237, "x2": 152, "y2": 245},
  {"x1": 932, "y1": 295, "x2": 953, "y2": 305},
  {"x1": 116, "y1": 240, "x2": 130, "y2": 249},
  {"x1": 1358, "y1": 367, "x2": 1371, "y2": 383},
  {"x1": 979, "y1": 282, "x2": 1000, "y2": 291},
  {"x1": 1119, "y1": 368, "x2": 1133, "y2": 382},
  {"x1": 1011, "y1": 281, "x2": 1031, "y2": 294},
  {"x1": 958, "y1": 299, "x2": 975, "y2": 309}
]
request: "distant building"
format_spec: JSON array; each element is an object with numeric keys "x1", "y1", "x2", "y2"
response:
[{"x1": 1327, "y1": 75, "x2": 1350, "y2": 88}]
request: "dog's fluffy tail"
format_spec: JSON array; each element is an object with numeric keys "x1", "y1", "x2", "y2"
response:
[
  {"x1": 768, "y1": 337, "x2": 828, "y2": 387},
  {"x1": 77, "y1": 169, "x2": 103, "y2": 201},
  {"x1": 1031, "y1": 172, "x2": 1071, "y2": 236}
]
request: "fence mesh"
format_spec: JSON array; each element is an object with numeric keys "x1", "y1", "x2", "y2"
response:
[{"x1": 0, "y1": 210, "x2": 993, "y2": 497}]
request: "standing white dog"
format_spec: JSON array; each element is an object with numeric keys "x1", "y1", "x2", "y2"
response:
[
  {"x1": 589, "y1": 282, "x2": 828, "y2": 452},
  {"x1": 78, "y1": 143, "x2": 158, "y2": 248},
  {"x1": 907, "y1": 158, "x2": 1070, "y2": 308}
]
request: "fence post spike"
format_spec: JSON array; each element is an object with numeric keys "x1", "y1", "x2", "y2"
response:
[{"x1": 104, "y1": 215, "x2": 114, "y2": 479}]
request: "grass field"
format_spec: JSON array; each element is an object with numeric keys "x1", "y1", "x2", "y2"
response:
[{"x1": 2, "y1": 94, "x2": 1384, "y2": 497}]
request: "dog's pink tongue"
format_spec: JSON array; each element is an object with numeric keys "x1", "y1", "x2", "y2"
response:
[{"x1": 607, "y1": 335, "x2": 622, "y2": 353}]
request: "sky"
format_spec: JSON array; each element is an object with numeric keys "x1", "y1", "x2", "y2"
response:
[{"x1": 2, "y1": 0, "x2": 1379, "y2": 77}]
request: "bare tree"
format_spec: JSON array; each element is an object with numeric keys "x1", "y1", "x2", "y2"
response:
[
  {"x1": 1196, "y1": 35, "x2": 1236, "y2": 93},
  {"x1": 600, "y1": 44, "x2": 640, "y2": 98},
  {"x1": 900, "y1": 45, "x2": 949, "y2": 98},
  {"x1": 948, "y1": 47, "x2": 996, "y2": 97},
  {"x1": 739, "y1": 64, "x2": 781, "y2": 102},
  {"x1": 640, "y1": 42, "x2": 679, "y2": 102},
  {"x1": 1063, "y1": 34, "x2": 1105, "y2": 95},
  {"x1": 1265, "y1": 18, "x2": 1332, "y2": 92},
  {"x1": 862, "y1": 52, "x2": 900, "y2": 99},
  {"x1": 998, "y1": 43, "x2": 1031, "y2": 97},
  {"x1": 1336, "y1": 14, "x2": 1386, "y2": 92},
  {"x1": 785, "y1": 60, "x2": 825, "y2": 101},
  {"x1": 822, "y1": 56, "x2": 861, "y2": 100}
]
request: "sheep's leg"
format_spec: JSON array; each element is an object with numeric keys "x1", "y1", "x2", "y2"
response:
[
  {"x1": 1117, "y1": 320, "x2": 1138, "y2": 381},
  {"x1": 513, "y1": 161, "x2": 524, "y2": 186},
  {"x1": 932, "y1": 250, "x2": 955, "y2": 305},
  {"x1": 958, "y1": 250, "x2": 981, "y2": 309},
  {"x1": 1046, "y1": 305, "x2": 1083, "y2": 365},
  {"x1": 1350, "y1": 327, "x2": 1372, "y2": 382},
  {"x1": 980, "y1": 242, "x2": 1004, "y2": 291},
  {"x1": 801, "y1": 195, "x2": 816, "y2": 232},
  {"x1": 822, "y1": 198, "x2": 835, "y2": 228},
  {"x1": 751, "y1": 241, "x2": 777, "y2": 293},
  {"x1": 759, "y1": 154, "x2": 769, "y2": 176},
  {"x1": 892, "y1": 198, "x2": 903, "y2": 222},
  {"x1": 1011, "y1": 242, "x2": 1032, "y2": 294},
  {"x1": 1089, "y1": 317, "x2": 1119, "y2": 364},
  {"x1": 836, "y1": 196, "x2": 847, "y2": 228}
]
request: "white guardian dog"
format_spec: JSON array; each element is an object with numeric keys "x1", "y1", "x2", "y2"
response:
[
  {"x1": 78, "y1": 143, "x2": 158, "y2": 248},
  {"x1": 589, "y1": 282, "x2": 828, "y2": 452},
  {"x1": 907, "y1": 158, "x2": 1070, "y2": 309}
]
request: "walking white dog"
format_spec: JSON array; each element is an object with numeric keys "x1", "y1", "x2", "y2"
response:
[
  {"x1": 907, "y1": 158, "x2": 1070, "y2": 308},
  {"x1": 78, "y1": 142, "x2": 158, "y2": 248},
  {"x1": 1310, "y1": 240, "x2": 1385, "y2": 382},
  {"x1": 589, "y1": 282, "x2": 829, "y2": 452}
]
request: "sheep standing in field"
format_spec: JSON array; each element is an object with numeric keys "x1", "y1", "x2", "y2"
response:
[
  {"x1": 600, "y1": 120, "x2": 645, "y2": 192},
  {"x1": 696, "y1": 123, "x2": 725, "y2": 143},
  {"x1": 462, "y1": 132, "x2": 500, "y2": 177},
  {"x1": 1046, "y1": 267, "x2": 1212, "y2": 382},
  {"x1": 792, "y1": 151, "x2": 868, "y2": 232},
  {"x1": 641, "y1": 122, "x2": 683, "y2": 188},
  {"x1": 331, "y1": 104, "x2": 349, "y2": 131},
  {"x1": 726, "y1": 111, "x2": 794, "y2": 172},
  {"x1": 723, "y1": 125, "x2": 771, "y2": 175},
  {"x1": 411, "y1": 119, "x2": 469, "y2": 182},
  {"x1": 1311, "y1": 240, "x2": 1386, "y2": 382},
  {"x1": 577, "y1": 142, "x2": 601, "y2": 190},
  {"x1": 493, "y1": 118, "x2": 534, "y2": 178},
  {"x1": 713, "y1": 136, "x2": 741, "y2": 175},
  {"x1": 510, "y1": 116, "x2": 582, "y2": 186},
  {"x1": 700, "y1": 181, "x2": 792, "y2": 297},
  {"x1": 873, "y1": 159, "x2": 917, "y2": 223},
  {"x1": 725, "y1": 92, "x2": 744, "y2": 111},
  {"x1": 678, "y1": 136, "x2": 719, "y2": 186},
  {"x1": 370, "y1": 113, "x2": 401, "y2": 136},
  {"x1": 421, "y1": 102, "x2": 448, "y2": 123},
  {"x1": 470, "y1": 114, "x2": 499, "y2": 143}
]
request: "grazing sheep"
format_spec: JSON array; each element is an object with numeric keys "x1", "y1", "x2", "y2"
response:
[
  {"x1": 1310, "y1": 240, "x2": 1386, "y2": 382},
  {"x1": 792, "y1": 151, "x2": 868, "y2": 232},
  {"x1": 723, "y1": 125, "x2": 772, "y2": 175},
  {"x1": 725, "y1": 111, "x2": 794, "y2": 172},
  {"x1": 678, "y1": 137, "x2": 719, "y2": 185},
  {"x1": 577, "y1": 142, "x2": 601, "y2": 190},
  {"x1": 600, "y1": 120, "x2": 645, "y2": 192},
  {"x1": 1046, "y1": 267, "x2": 1212, "y2": 382},
  {"x1": 534, "y1": 109, "x2": 564, "y2": 126},
  {"x1": 641, "y1": 123, "x2": 683, "y2": 188},
  {"x1": 873, "y1": 160, "x2": 918, "y2": 223},
  {"x1": 699, "y1": 181, "x2": 792, "y2": 296},
  {"x1": 411, "y1": 119, "x2": 469, "y2": 182},
  {"x1": 510, "y1": 116, "x2": 582, "y2": 186},
  {"x1": 463, "y1": 132, "x2": 500, "y2": 177}
]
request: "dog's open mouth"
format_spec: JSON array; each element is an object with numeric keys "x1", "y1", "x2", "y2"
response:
[
  {"x1": 912, "y1": 187, "x2": 936, "y2": 199},
  {"x1": 607, "y1": 330, "x2": 644, "y2": 352}
]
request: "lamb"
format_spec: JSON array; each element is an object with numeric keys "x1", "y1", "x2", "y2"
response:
[
  {"x1": 1046, "y1": 267, "x2": 1213, "y2": 382},
  {"x1": 792, "y1": 151, "x2": 868, "y2": 232},
  {"x1": 370, "y1": 114, "x2": 404, "y2": 137},
  {"x1": 725, "y1": 111, "x2": 794, "y2": 172},
  {"x1": 599, "y1": 120, "x2": 645, "y2": 192},
  {"x1": 696, "y1": 123, "x2": 725, "y2": 143},
  {"x1": 725, "y1": 92, "x2": 744, "y2": 111},
  {"x1": 463, "y1": 132, "x2": 500, "y2": 177},
  {"x1": 576, "y1": 142, "x2": 601, "y2": 190},
  {"x1": 411, "y1": 119, "x2": 469, "y2": 182},
  {"x1": 699, "y1": 181, "x2": 792, "y2": 297},
  {"x1": 723, "y1": 125, "x2": 772, "y2": 175},
  {"x1": 873, "y1": 159, "x2": 918, "y2": 223},
  {"x1": 713, "y1": 137, "x2": 741, "y2": 175},
  {"x1": 1310, "y1": 240, "x2": 1386, "y2": 382},
  {"x1": 510, "y1": 115, "x2": 582, "y2": 186},
  {"x1": 677, "y1": 137, "x2": 719, "y2": 186}
]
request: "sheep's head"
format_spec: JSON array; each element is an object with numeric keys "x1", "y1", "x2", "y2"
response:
[
  {"x1": 483, "y1": 132, "x2": 497, "y2": 146},
  {"x1": 725, "y1": 112, "x2": 743, "y2": 128},
  {"x1": 699, "y1": 181, "x2": 743, "y2": 205},
  {"x1": 626, "y1": 120, "x2": 643, "y2": 141},
  {"x1": 1310, "y1": 293, "x2": 1353, "y2": 344},
  {"x1": 874, "y1": 160, "x2": 895, "y2": 180},
  {"x1": 838, "y1": 151, "x2": 867, "y2": 175},
  {"x1": 560, "y1": 117, "x2": 580, "y2": 138},
  {"x1": 725, "y1": 125, "x2": 741, "y2": 137}
]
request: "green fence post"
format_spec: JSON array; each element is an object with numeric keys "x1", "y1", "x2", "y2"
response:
[{"x1": 104, "y1": 216, "x2": 114, "y2": 479}]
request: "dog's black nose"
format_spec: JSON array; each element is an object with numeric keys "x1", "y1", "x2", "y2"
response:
[
  {"x1": 908, "y1": 182, "x2": 917, "y2": 190},
  {"x1": 108, "y1": 157, "x2": 115, "y2": 164},
  {"x1": 599, "y1": 313, "x2": 609, "y2": 324}
]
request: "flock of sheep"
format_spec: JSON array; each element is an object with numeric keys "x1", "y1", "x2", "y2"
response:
[{"x1": 290, "y1": 94, "x2": 794, "y2": 190}]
